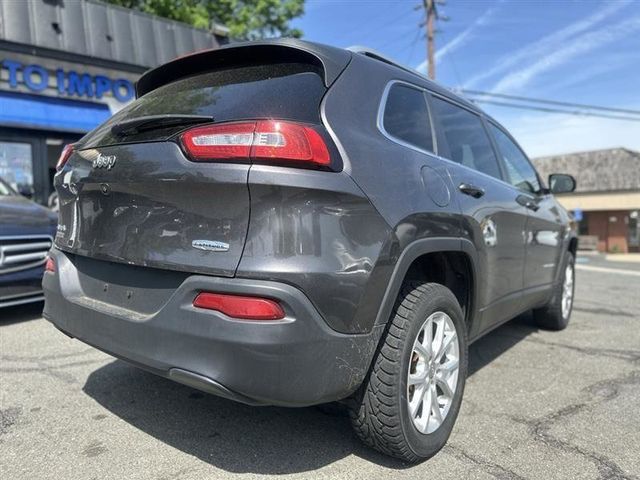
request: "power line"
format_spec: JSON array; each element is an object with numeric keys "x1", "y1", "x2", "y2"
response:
[
  {"x1": 405, "y1": 13, "x2": 425, "y2": 64},
  {"x1": 376, "y1": 13, "x2": 425, "y2": 51},
  {"x1": 460, "y1": 89, "x2": 640, "y2": 116},
  {"x1": 468, "y1": 98, "x2": 640, "y2": 122},
  {"x1": 441, "y1": 30, "x2": 463, "y2": 88},
  {"x1": 351, "y1": 4, "x2": 418, "y2": 47}
]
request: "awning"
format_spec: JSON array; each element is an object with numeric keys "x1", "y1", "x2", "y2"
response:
[
  {"x1": 557, "y1": 191, "x2": 640, "y2": 211},
  {"x1": 0, "y1": 91, "x2": 111, "y2": 133}
]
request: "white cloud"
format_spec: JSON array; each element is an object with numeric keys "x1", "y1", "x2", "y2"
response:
[
  {"x1": 416, "y1": 1, "x2": 502, "y2": 74},
  {"x1": 502, "y1": 112, "x2": 640, "y2": 158},
  {"x1": 543, "y1": 51, "x2": 639, "y2": 93},
  {"x1": 491, "y1": 16, "x2": 640, "y2": 93},
  {"x1": 463, "y1": 0, "x2": 631, "y2": 89}
]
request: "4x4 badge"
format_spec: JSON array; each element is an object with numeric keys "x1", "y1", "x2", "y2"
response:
[{"x1": 93, "y1": 153, "x2": 117, "y2": 170}]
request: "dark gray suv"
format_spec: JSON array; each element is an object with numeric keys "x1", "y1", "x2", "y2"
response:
[{"x1": 43, "y1": 39, "x2": 577, "y2": 462}]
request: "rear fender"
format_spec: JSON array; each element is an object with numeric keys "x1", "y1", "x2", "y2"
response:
[{"x1": 374, "y1": 237, "x2": 479, "y2": 334}]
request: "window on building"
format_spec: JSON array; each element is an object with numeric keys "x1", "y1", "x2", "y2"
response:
[
  {"x1": 489, "y1": 124, "x2": 541, "y2": 194},
  {"x1": 431, "y1": 97, "x2": 502, "y2": 180},
  {"x1": 382, "y1": 84, "x2": 434, "y2": 153},
  {"x1": 578, "y1": 212, "x2": 590, "y2": 235},
  {"x1": 0, "y1": 141, "x2": 34, "y2": 197}
]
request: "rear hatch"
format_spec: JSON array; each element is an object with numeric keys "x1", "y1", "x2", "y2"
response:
[{"x1": 54, "y1": 42, "x2": 349, "y2": 277}]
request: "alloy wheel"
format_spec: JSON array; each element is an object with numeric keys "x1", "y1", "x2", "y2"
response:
[
  {"x1": 407, "y1": 311, "x2": 460, "y2": 434},
  {"x1": 561, "y1": 262, "x2": 574, "y2": 319}
]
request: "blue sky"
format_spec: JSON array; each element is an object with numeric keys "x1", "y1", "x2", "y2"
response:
[{"x1": 292, "y1": 0, "x2": 640, "y2": 157}]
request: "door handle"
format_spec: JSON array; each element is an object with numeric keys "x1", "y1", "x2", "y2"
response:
[
  {"x1": 458, "y1": 183, "x2": 485, "y2": 198},
  {"x1": 516, "y1": 194, "x2": 540, "y2": 211}
]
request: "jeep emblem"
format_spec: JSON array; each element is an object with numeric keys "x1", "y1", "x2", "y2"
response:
[{"x1": 93, "y1": 153, "x2": 117, "y2": 170}]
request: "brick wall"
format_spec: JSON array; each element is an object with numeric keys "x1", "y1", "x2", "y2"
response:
[{"x1": 586, "y1": 210, "x2": 630, "y2": 253}]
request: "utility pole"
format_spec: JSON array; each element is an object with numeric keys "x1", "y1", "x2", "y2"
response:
[
  {"x1": 425, "y1": 0, "x2": 436, "y2": 80},
  {"x1": 422, "y1": 0, "x2": 446, "y2": 80}
]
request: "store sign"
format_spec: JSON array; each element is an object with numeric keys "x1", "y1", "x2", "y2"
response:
[{"x1": 1, "y1": 58, "x2": 135, "y2": 102}]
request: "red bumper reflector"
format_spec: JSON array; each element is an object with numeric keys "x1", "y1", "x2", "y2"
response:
[
  {"x1": 193, "y1": 292, "x2": 285, "y2": 320},
  {"x1": 45, "y1": 256, "x2": 55, "y2": 273}
]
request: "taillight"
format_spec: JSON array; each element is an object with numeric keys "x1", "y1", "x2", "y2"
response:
[
  {"x1": 193, "y1": 292, "x2": 285, "y2": 320},
  {"x1": 180, "y1": 120, "x2": 331, "y2": 168},
  {"x1": 181, "y1": 122, "x2": 255, "y2": 161},
  {"x1": 56, "y1": 144, "x2": 75, "y2": 171},
  {"x1": 45, "y1": 256, "x2": 55, "y2": 273}
]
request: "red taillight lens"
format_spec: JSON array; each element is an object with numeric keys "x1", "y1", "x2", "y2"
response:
[
  {"x1": 252, "y1": 120, "x2": 330, "y2": 166},
  {"x1": 56, "y1": 144, "x2": 75, "y2": 171},
  {"x1": 45, "y1": 256, "x2": 55, "y2": 273},
  {"x1": 193, "y1": 292, "x2": 285, "y2": 320},
  {"x1": 180, "y1": 120, "x2": 331, "y2": 168}
]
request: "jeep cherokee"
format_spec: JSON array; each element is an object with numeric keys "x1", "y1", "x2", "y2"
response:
[{"x1": 43, "y1": 39, "x2": 577, "y2": 462}]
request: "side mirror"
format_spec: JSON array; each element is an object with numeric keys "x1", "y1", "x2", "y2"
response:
[{"x1": 548, "y1": 174, "x2": 576, "y2": 194}]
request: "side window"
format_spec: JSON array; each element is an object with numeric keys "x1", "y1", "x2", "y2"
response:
[
  {"x1": 431, "y1": 97, "x2": 502, "y2": 180},
  {"x1": 489, "y1": 124, "x2": 541, "y2": 193},
  {"x1": 382, "y1": 84, "x2": 434, "y2": 153}
]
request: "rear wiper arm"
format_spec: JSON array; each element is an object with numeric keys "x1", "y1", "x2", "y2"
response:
[{"x1": 111, "y1": 114, "x2": 214, "y2": 136}]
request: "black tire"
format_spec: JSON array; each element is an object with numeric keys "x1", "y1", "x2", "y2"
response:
[
  {"x1": 349, "y1": 282, "x2": 468, "y2": 462},
  {"x1": 533, "y1": 251, "x2": 575, "y2": 331}
]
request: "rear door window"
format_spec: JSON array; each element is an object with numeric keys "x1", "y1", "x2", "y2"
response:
[
  {"x1": 489, "y1": 123, "x2": 541, "y2": 193},
  {"x1": 382, "y1": 83, "x2": 434, "y2": 153},
  {"x1": 431, "y1": 96, "x2": 502, "y2": 180},
  {"x1": 81, "y1": 63, "x2": 326, "y2": 149}
]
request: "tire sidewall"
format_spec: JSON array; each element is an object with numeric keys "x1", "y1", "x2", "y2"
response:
[{"x1": 397, "y1": 286, "x2": 468, "y2": 459}]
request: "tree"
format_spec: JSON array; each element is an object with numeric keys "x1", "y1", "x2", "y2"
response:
[{"x1": 104, "y1": 0, "x2": 304, "y2": 40}]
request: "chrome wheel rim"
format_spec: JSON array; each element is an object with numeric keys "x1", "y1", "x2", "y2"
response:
[
  {"x1": 562, "y1": 262, "x2": 574, "y2": 319},
  {"x1": 407, "y1": 311, "x2": 460, "y2": 434}
]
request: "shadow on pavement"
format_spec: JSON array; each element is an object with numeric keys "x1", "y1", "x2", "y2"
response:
[
  {"x1": 468, "y1": 311, "x2": 538, "y2": 376},
  {"x1": 82, "y1": 312, "x2": 538, "y2": 473},
  {"x1": 0, "y1": 302, "x2": 44, "y2": 326}
]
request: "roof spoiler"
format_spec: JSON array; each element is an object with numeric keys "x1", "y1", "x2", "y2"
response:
[{"x1": 136, "y1": 39, "x2": 352, "y2": 98}]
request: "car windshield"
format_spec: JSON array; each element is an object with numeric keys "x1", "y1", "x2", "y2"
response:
[{"x1": 0, "y1": 179, "x2": 15, "y2": 196}]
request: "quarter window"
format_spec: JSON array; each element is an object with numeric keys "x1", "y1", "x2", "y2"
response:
[
  {"x1": 489, "y1": 124, "x2": 540, "y2": 193},
  {"x1": 431, "y1": 97, "x2": 502, "y2": 180},
  {"x1": 382, "y1": 84, "x2": 434, "y2": 153}
]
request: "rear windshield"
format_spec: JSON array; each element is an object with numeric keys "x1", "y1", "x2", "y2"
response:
[{"x1": 80, "y1": 62, "x2": 326, "y2": 149}]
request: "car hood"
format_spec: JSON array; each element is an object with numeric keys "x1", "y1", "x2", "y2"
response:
[{"x1": 0, "y1": 195, "x2": 57, "y2": 237}]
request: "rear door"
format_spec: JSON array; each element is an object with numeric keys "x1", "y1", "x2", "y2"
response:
[
  {"x1": 55, "y1": 62, "x2": 328, "y2": 277},
  {"x1": 487, "y1": 122, "x2": 564, "y2": 299},
  {"x1": 429, "y1": 94, "x2": 528, "y2": 336}
]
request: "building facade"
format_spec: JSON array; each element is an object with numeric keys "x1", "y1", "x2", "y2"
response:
[
  {"x1": 0, "y1": 0, "x2": 226, "y2": 206},
  {"x1": 533, "y1": 148, "x2": 640, "y2": 253}
]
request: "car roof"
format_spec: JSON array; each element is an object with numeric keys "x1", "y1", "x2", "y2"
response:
[{"x1": 137, "y1": 37, "x2": 495, "y2": 125}]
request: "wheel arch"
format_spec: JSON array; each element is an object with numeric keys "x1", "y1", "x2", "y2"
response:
[{"x1": 374, "y1": 237, "x2": 479, "y2": 336}]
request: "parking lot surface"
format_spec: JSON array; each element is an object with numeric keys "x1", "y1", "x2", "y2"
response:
[{"x1": 1, "y1": 256, "x2": 639, "y2": 480}]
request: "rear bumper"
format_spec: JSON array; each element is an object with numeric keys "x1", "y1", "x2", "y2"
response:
[{"x1": 43, "y1": 250, "x2": 381, "y2": 406}]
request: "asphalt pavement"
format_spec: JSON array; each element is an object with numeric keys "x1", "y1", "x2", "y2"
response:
[{"x1": 1, "y1": 255, "x2": 639, "y2": 479}]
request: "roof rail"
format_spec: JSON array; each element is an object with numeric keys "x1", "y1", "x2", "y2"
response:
[
  {"x1": 346, "y1": 46, "x2": 426, "y2": 80},
  {"x1": 346, "y1": 45, "x2": 480, "y2": 113}
]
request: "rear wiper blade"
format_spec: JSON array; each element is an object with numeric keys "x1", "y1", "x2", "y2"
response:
[{"x1": 111, "y1": 114, "x2": 214, "y2": 136}]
